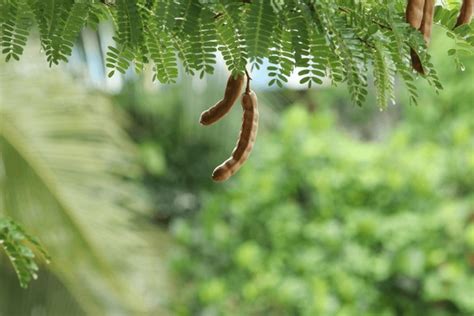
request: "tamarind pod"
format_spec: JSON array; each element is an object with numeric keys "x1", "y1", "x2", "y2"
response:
[
  {"x1": 212, "y1": 91, "x2": 259, "y2": 182},
  {"x1": 406, "y1": 0, "x2": 429, "y2": 74},
  {"x1": 410, "y1": 49, "x2": 424, "y2": 74},
  {"x1": 406, "y1": 0, "x2": 425, "y2": 29},
  {"x1": 409, "y1": 0, "x2": 435, "y2": 74},
  {"x1": 455, "y1": 0, "x2": 473, "y2": 27},
  {"x1": 420, "y1": 0, "x2": 435, "y2": 43},
  {"x1": 199, "y1": 74, "x2": 245, "y2": 126}
]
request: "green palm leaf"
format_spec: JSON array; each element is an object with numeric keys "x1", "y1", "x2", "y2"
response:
[{"x1": 0, "y1": 59, "x2": 172, "y2": 314}]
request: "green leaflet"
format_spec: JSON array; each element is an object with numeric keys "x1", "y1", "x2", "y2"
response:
[
  {"x1": 1, "y1": 0, "x2": 32, "y2": 62},
  {"x1": 245, "y1": 0, "x2": 277, "y2": 68},
  {"x1": 0, "y1": 217, "x2": 50, "y2": 288}
]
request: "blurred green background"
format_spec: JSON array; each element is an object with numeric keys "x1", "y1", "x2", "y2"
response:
[{"x1": 0, "y1": 29, "x2": 473, "y2": 316}]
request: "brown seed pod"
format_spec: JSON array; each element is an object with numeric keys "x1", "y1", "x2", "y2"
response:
[
  {"x1": 406, "y1": 0, "x2": 435, "y2": 74},
  {"x1": 420, "y1": 0, "x2": 435, "y2": 44},
  {"x1": 455, "y1": 0, "x2": 473, "y2": 28},
  {"x1": 406, "y1": 0, "x2": 425, "y2": 29},
  {"x1": 212, "y1": 90, "x2": 259, "y2": 182},
  {"x1": 199, "y1": 74, "x2": 245, "y2": 125},
  {"x1": 410, "y1": 49, "x2": 424, "y2": 74}
]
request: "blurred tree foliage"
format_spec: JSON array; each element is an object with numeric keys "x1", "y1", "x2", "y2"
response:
[
  {"x1": 167, "y1": 36, "x2": 474, "y2": 315},
  {"x1": 170, "y1": 107, "x2": 474, "y2": 315}
]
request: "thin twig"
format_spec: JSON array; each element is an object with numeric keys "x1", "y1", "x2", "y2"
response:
[{"x1": 244, "y1": 68, "x2": 251, "y2": 93}]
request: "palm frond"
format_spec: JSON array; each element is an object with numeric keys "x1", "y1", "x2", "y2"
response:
[{"x1": 0, "y1": 59, "x2": 172, "y2": 315}]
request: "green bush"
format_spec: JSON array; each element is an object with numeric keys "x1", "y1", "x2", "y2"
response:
[{"x1": 171, "y1": 105, "x2": 474, "y2": 316}]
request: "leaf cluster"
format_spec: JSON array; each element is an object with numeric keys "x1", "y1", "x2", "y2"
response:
[
  {"x1": 1, "y1": 0, "x2": 473, "y2": 107},
  {"x1": 0, "y1": 0, "x2": 474, "y2": 107},
  {"x1": 0, "y1": 217, "x2": 50, "y2": 288}
]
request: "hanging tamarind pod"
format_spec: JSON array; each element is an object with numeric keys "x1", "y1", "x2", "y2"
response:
[
  {"x1": 409, "y1": 49, "x2": 424, "y2": 74},
  {"x1": 212, "y1": 80, "x2": 259, "y2": 182},
  {"x1": 406, "y1": 0, "x2": 426, "y2": 73},
  {"x1": 199, "y1": 74, "x2": 245, "y2": 125},
  {"x1": 406, "y1": 0, "x2": 435, "y2": 74},
  {"x1": 406, "y1": 0, "x2": 425, "y2": 29},
  {"x1": 455, "y1": 0, "x2": 473, "y2": 28},
  {"x1": 420, "y1": 0, "x2": 435, "y2": 44}
]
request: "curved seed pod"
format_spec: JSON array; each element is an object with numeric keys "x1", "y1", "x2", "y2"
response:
[
  {"x1": 455, "y1": 0, "x2": 473, "y2": 27},
  {"x1": 406, "y1": 0, "x2": 425, "y2": 29},
  {"x1": 410, "y1": 49, "x2": 424, "y2": 74},
  {"x1": 406, "y1": 0, "x2": 435, "y2": 74},
  {"x1": 199, "y1": 74, "x2": 245, "y2": 125},
  {"x1": 406, "y1": 0, "x2": 426, "y2": 74},
  {"x1": 420, "y1": 0, "x2": 435, "y2": 44},
  {"x1": 212, "y1": 90, "x2": 259, "y2": 182}
]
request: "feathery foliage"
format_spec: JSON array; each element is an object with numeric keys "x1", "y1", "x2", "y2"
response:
[
  {"x1": 0, "y1": 218, "x2": 50, "y2": 288},
  {"x1": 0, "y1": 0, "x2": 473, "y2": 107}
]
